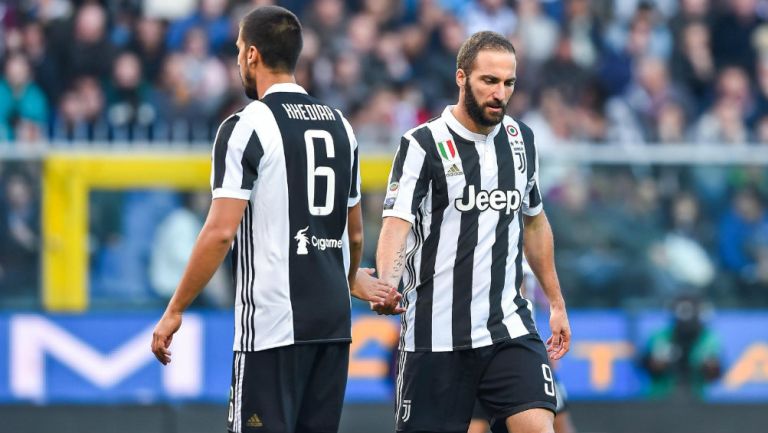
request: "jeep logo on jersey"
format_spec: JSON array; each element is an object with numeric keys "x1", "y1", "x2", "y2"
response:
[
  {"x1": 294, "y1": 226, "x2": 343, "y2": 255},
  {"x1": 455, "y1": 185, "x2": 522, "y2": 215}
]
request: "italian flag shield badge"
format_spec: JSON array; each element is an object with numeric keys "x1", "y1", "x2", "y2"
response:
[{"x1": 437, "y1": 139, "x2": 457, "y2": 161}]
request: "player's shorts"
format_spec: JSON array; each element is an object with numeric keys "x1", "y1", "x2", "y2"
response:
[
  {"x1": 394, "y1": 334, "x2": 557, "y2": 433},
  {"x1": 227, "y1": 342, "x2": 349, "y2": 433},
  {"x1": 471, "y1": 373, "x2": 568, "y2": 433}
]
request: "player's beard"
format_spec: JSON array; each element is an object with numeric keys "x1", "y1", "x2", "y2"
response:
[
  {"x1": 464, "y1": 79, "x2": 506, "y2": 127},
  {"x1": 241, "y1": 69, "x2": 259, "y2": 100}
]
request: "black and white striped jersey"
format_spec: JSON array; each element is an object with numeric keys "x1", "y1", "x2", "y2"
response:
[
  {"x1": 211, "y1": 83, "x2": 360, "y2": 352},
  {"x1": 383, "y1": 106, "x2": 542, "y2": 352}
]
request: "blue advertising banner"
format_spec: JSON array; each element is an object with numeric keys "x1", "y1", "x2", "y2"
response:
[{"x1": 0, "y1": 310, "x2": 766, "y2": 404}]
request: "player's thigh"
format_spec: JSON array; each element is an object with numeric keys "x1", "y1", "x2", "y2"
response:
[
  {"x1": 296, "y1": 343, "x2": 350, "y2": 433},
  {"x1": 395, "y1": 350, "x2": 481, "y2": 433},
  {"x1": 504, "y1": 408, "x2": 555, "y2": 433},
  {"x1": 553, "y1": 410, "x2": 577, "y2": 433},
  {"x1": 477, "y1": 335, "x2": 557, "y2": 422},
  {"x1": 468, "y1": 400, "x2": 491, "y2": 433}
]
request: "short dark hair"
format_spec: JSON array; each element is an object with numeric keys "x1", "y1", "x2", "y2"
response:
[
  {"x1": 240, "y1": 6, "x2": 303, "y2": 72},
  {"x1": 456, "y1": 31, "x2": 516, "y2": 74}
]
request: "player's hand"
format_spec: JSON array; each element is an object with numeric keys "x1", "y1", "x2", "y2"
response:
[
  {"x1": 353, "y1": 268, "x2": 396, "y2": 304},
  {"x1": 370, "y1": 287, "x2": 406, "y2": 315},
  {"x1": 546, "y1": 305, "x2": 571, "y2": 360},
  {"x1": 151, "y1": 311, "x2": 182, "y2": 365}
]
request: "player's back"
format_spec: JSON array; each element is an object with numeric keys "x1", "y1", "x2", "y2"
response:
[{"x1": 213, "y1": 83, "x2": 358, "y2": 351}]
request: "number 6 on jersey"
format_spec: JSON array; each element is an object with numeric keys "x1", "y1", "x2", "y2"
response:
[{"x1": 305, "y1": 129, "x2": 336, "y2": 216}]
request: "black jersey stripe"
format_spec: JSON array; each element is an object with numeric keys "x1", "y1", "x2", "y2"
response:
[
  {"x1": 451, "y1": 131, "x2": 480, "y2": 349},
  {"x1": 488, "y1": 129, "x2": 514, "y2": 341},
  {"x1": 242, "y1": 204, "x2": 252, "y2": 350},
  {"x1": 245, "y1": 204, "x2": 256, "y2": 349},
  {"x1": 238, "y1": 209, "x2": 247, "y2": 350},
  {"x1": 518, "y1": 120, "x2": 537, "y2": 184},
  {"x1": 412, "y1": 126, "x2": 445, "y2": 351},
  {"x1": 400, "y1": 208, "x2": 425, "y2": 349},
  {"x1": 390, "y1": 136, "x2": 410, "y2": 184},
  {"x1": 240, "y1": 131, "x2": 264, "y2": 189},
  {"x1": 212, "y1": 115, "x2": 240, "y2": 189},
  {"x1": 514, "y1": 213, "x2": 536, "y2": 334},
  {"x1": 350, "y1": 146, "x2": 360, "y2": 201}
]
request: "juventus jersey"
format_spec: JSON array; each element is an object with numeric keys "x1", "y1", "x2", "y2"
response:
[
  {"x1": 383, "y1": 106, "x2": 542, "y2": 352},
  {"x1": 211, "y1": 83, "x2": 361, "y2": 352}
]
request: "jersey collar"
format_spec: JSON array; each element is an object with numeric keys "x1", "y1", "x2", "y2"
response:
[
  {"x1": 441, "y1": 105, "x2": 502, "y2": 143},
  {"x1": 262, "y1": 82, "x2": 309, "y2": 97}
]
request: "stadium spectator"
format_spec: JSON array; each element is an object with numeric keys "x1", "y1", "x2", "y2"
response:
[
  {"x1": 515, "y1": 0, "x2": 559, "y2": 69},
  {"x1": 150, "y1": 191, "x2": 231, "y2": 307},
  {"x1": 670, "y1": 21, "x2": 715, "y2": 111},
  {"x1": 64, "y1": 3, "x2": 115, "y2": 82},
  {"x1": 166, "y1": 0, "x2": 232, "y2": 54},
  {"x1": 710, "y1": 0, "x2": 761, "y2": 73},
  {"x1": 105, "y1": 52, "x2": 157, "y2": 139},
  {"x1": 0, "y1": 171, "x2": 39, "y2": 301},
  {"x1": 622, "y1": 56, "x2": 691, "y2": 141},
  {"x1": 719, "y1": 186, "x2": 768, "y2": 301},
  {"x1": 128, "y1": 17, "x2": 167, "y2": 84},
  {"x1": 462, "y1": 0, "x2": 517, "y2": 37},
  {"x1": 52, "y1": 76, "x2": 107, "y2": 141},
  {"x1": 21, "y1": 22, "x2": 62, "y2": 104},
  {"x1": 655, "y1": 101, "x2": 688, "y2": 143},
  {"x1": 177, "y1": 27, "x2": 228, "y2": 118},
  {"x1": 0, "y1": 53, "x2": 48, "y2": 142}
]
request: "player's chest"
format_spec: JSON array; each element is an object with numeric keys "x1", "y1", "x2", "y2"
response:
[{"x1": 427, "y1": 136, "x2": 529, "y2": 215}]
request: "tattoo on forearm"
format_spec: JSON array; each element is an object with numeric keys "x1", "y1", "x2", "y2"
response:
[{"x1": 391, "y1": 244, "x2": 406, "y2": 283}]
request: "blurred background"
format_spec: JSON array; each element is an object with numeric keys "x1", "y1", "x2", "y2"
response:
[{"x1": 1, "y1": 0, "x2": 768, "y2": 432}]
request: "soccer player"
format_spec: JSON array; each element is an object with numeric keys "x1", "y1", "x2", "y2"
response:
[
  {"x1": 150, "y1": 6, "x2": 398, "y2": 433},
  {"x1": 374, "y1": 31, "x2": 571, "y2": 433}
]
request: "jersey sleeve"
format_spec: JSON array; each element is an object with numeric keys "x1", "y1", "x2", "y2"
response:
[
  {"x1": 210, "y1": 114, "x2": 264, "y2": 200},
  {"x1": 522, "y1": 138, "x2": 543, "y2": 216},
  {"x1": 337, "y1": 110, "x2": 361, "y2": 207},
  {"x1": 382, "y1": 134, "x2": 430, "y2": 224}
]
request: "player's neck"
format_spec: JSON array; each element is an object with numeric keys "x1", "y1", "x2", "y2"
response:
[
  {"x1": 256, "y1": 72, "x2": 298, "y2": 99},
  {"x1": 450, "y1": 101, "x2": 494, "y2": 136}
]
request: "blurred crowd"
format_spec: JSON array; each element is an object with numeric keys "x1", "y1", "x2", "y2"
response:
[
  {"x1": 2, "y1": 0, "x2": 768, "y2": 308},
  {"x1": 3, "y1": 0, "x2": 768, "y2": 146}
]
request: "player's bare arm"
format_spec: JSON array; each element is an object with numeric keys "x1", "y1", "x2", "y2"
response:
[
  {"x1": 372, "y1": 216, "x2": 410, "y2": 315},
  {"x1": 346, "y1": 201, "x2": 397, "y2": 304},
  {"x1": 151, "y1": 197, "x2": 247, "y2": 365},
  {"x1": 523, "y1": 211, "x2": 571, "y2": 360}
]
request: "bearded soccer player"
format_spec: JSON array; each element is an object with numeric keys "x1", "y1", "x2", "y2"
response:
[
  {"x1": 375, "y1": 31, "x2": 571, "y2": 433},
  {"x1": 150, "y1": 6, "x2": 398, "y2": 433}
]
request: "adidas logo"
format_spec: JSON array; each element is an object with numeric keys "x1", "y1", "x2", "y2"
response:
[
  {"x1": 446, "y1": 164, "x2": 464, "y2": 177},
  {"x1": 246, "y1": 413, "x2": 263, "y2": 428}
]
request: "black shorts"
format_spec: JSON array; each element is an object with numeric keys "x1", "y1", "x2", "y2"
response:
[
  {"x1": 395, "y1": 334, "x2": 556, "y2": 433},
  {"x1": 227, "y1": 342, "x2": 350, "y2": 433},
  {"x1": 472, "y1": 374, "x2": 568, "y2": 433}
]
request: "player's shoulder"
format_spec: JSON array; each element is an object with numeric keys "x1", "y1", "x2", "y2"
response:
[
  {"x1": 399, "y1": 115, "x2": 445, "y2": 153},
  {"x1": 237, "y1": 100, "x2": 273, "y2": 126},
  {"x1": 502, "y1": 115, "x2": 533, "y2": 136},
  {"x1": 503, "y1": 115, "x2": 536, "y2": 149}
]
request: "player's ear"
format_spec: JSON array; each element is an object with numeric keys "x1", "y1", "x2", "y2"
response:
[
  {"x1": 247, "y1": 45, "x2": 260, "y2": 68},
  {"x1": 456, "y1": 69, "x2": 466, "y2": 88}
]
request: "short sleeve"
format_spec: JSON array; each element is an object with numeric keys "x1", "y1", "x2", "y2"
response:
[
  {"x1": 210, "y1": 114, "x2": 264, "y2": 200},
  {"x1": 337, "y1": 110, "x2": 361, "y2": 207},
  {"x1": 382, "y1": 135, "x2": 430, "y2": 224},
  {"x1": 522, "y1": 142, "x2": 543, "y2": 216}
]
